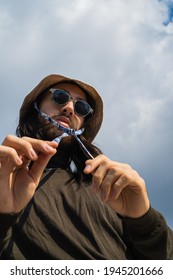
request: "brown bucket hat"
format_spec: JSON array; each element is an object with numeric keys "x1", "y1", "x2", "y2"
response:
[{"x1": 19, "y1": 74, "x2": 103, "y2": 142}]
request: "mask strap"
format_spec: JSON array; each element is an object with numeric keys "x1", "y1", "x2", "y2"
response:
[{"x1": 34, "y1": 102, "x2": 94, "y2": 159}]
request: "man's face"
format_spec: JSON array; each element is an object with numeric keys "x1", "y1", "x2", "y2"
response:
[{"x1": 39, "y1": 83, "x2": 87, "y2": 138}]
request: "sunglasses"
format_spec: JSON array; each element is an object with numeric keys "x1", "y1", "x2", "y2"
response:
[{"x1": 49, "y1": 88, "x2": 93, "y2": 117}]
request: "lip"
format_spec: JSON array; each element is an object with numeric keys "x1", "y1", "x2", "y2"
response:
[{"x1": 55, "y1": 116, "x2": 70, "y2": 128}]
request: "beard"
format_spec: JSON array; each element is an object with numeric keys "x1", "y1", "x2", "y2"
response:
[{"x1": 36, "y1": 115, "x2": 77, "y2": 149}]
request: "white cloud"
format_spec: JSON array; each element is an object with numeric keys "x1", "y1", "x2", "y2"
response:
[
  {"x1": 53, "y1": 0, "x2": 93, "y2": 26},
  {"x1": 0, "y1": 7, "x2": 14, "y2": 40}
]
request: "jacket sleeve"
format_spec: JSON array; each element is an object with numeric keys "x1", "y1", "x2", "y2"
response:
[
  {"x1": 0, "y1": 213, "x2": 20, "y2": 259},
  {"x1": 122, "y1": 207, "x2": 173, "y2": 259}
]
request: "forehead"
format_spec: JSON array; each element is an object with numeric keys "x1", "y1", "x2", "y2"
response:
[{"x1": 53, "y1": 82, "x2": 87, "y2": 101}]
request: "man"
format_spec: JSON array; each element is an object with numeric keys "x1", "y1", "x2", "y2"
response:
[{"x1": 0, "y1": 74, "x2": 173, "y2": 259}]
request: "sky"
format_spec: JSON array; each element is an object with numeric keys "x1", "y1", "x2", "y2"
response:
[{"x1": 0, "y1": 0, "x2": 173, "y2": 228}]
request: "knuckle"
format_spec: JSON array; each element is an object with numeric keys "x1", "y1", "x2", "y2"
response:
[
  {"x1": 123, "y1": 163, "x2": 132, "y2": 169},
  {"x1": 139, "y1": 177, "x2": 145, "y2": 186},
  {"x1": 115, "y1": 175, "x2": 128, "y2": 187},
  {"x1": 9, "y1": 148, "x2": 18, "y2": 157},
  {"x1": 97, "y1": 154, "x2": 108, "y2": 162},
  {"x1": 121, "y1": 174, "x2": 128, "y2": 183},
  {"x1": 3, "y1": 134, "x2": 15, "y2": 144},
  {"x1": 98, "y1": 154, "x2": 106, "y2": 159},
  {"x1": 110, "y1": 164, "x2": 118, "y2": 172},
  {"x1": 21, "y1": 140, "x2": 32, "y2": 151}
]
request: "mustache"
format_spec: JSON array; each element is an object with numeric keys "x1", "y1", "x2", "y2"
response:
[
  {"x1": 38, "y1": 113, "x2": 69, "y2": 128},
  {"x1": 36, "y1": 114, "x2": 71, "y2": 141}
]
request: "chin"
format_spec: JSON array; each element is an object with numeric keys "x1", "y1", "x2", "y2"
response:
[
  {"x1": 38, "y1": 121, "x2": 77, "y2": 146},
  {"x1": 40, "y1": 124, "x2": 64, "y2": 141}
]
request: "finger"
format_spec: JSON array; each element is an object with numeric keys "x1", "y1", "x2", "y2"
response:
[
  {"x1": 99, "y1": 168, "x2": 121, "y2": 201},
  {"x1": 28, "y1": 149, "x2": 57, "y2": 187},
  {"x1": 22, "y1": 137, "x2": 58, "y2": 155},
  {"x1": 84, "y1": 155, "x2": 130, "y2": 174},
  {"x1": 2, "y1": 135, "x2": 58, "y2": 161},
  {"x1": 2, "y1": 135, "x2": 38, "y2": 161},
  {"x1": 0, "y1": 145, "x2": 23, "y2": 166},
  {"x1": 85, "y1": 156, "x2": 111, "y2": 193},
  {"x1": 87, "y1": 158, "x2": 122, "y2": 194},
  {"x1": 84, "y1": 155, "x2": 109, "y2": 174},
  {"x1": 112, "y1": 175, "x2": 130, "y2": 199},
  {"x1": 112, "y1": 170, "x2": 141, "y2": 199}
]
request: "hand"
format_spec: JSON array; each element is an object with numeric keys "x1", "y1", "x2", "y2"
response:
[
  {"x1": 84, "y1": 155, "x2": 150, "y2": 218},
  {"x1": 0, "y1": 135, "x2": 58, "y2": 214}
]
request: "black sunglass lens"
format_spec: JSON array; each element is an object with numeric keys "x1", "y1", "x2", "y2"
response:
[
  {"x1": 75, "y1": 100, "x2": 90, "y2": 116},
  {"x1": 53, "y1": 90, "x2": 69, "y2": 104}
]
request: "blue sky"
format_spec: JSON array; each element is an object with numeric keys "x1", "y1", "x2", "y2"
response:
[
  {"x1": 162, "y1": 0, "x2": 173, "y2": 24},
  {"x1": 0, "y1": 0, "x2": 173, "y2": 228}
]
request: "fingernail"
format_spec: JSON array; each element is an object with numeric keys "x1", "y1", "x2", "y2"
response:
[
  {"x1": 16, "y1": 157, "x2": 22, "y2": 165},
  {"x1": 44, "y1": 144, "x2": 54, "y2": 151},
  {"x1": 85, "y1": 164, "x2": 91, "y2": 172},
  {"x1": 30, "y1": 148, "x2": 37, "y2": 159}
]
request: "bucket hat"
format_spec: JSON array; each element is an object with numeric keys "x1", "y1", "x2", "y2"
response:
[{"x1": 19, "y1": 74, "x2": 103, "y2": 142}]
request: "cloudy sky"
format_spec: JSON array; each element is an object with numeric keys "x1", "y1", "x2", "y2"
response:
[{"x1": 0, "y1": 0, "x2": 173, "y2": 228}]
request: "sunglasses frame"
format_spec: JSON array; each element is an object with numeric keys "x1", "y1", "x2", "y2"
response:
[{"x1": 49, "y1": 88, "x2": 93, "y2": 117}]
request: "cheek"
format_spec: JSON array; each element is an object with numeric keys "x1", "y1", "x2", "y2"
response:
[
  {"x1": 40, "y1": 101, "x2": 56, "y2": 115},
  {"x1": 78, "y1": 117, "x2": 85, "y2": 128}
]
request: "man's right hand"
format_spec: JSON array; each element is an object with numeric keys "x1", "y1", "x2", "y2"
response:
[{"x1": 0, "y1": 135, "x2": 58, "y2": 214}]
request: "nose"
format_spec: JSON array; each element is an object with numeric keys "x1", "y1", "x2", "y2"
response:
[{"x1": 61, "y1": 100, "x2": 75, "y2": 116}]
